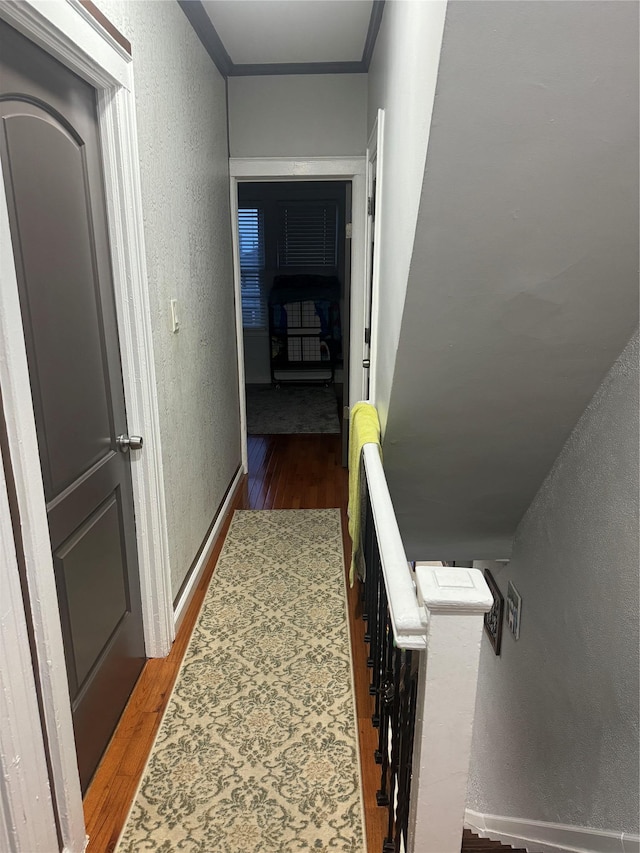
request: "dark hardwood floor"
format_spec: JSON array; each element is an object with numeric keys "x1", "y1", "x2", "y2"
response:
[{"x1": 84, "y1": 434, "x2": 522, "y2": 853}]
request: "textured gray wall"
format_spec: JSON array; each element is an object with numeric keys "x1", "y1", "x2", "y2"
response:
[
  {"x1": 469, "y1": 332, "x2": 639, "y2": 833},
  {"x1": 383, "y1": 0, "x2": 639, "y2": 558},
  {"x1": 97, "y1": 0, "x2": 241, "y2": 597}
]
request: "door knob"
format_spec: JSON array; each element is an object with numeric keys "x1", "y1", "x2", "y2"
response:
[
  {"x1": 116, "y1": 434, "x2": 143, "y2": 453},
  {"x1": 362, "y1": 359, "x2": 370, "y2": 369}
]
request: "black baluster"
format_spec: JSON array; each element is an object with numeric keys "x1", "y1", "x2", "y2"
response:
[
  {"x1": 396, "y1": 650, "x2": 419, "y2": 849},
  {"x1": 376, "y1": 606, "x2": 394, "y2": 797},
  {"x1": 386, "y1": 648, "x2": 403, "y2": 851},
  {"x1": 372, "y1": 574, "x2": 387, "y2": 727},
  {"x1": 368, "y1": 535, "x2": 382, "y2": 692},
  {"x1": 365, "y1": 505, "x2": 379, "y2": 663},
  {"x1": 362, "y1": 496, "x2": 374, "y2": 630}
]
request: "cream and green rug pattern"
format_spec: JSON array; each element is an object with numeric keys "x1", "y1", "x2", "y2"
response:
[{"x1": 117, "y1": 509, "x2": 365, "y2": 853}]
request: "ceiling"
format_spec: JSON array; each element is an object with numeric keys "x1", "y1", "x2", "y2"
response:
[
  {"x1": 204, "y1": 0, "x2": 373, "y2": 64},
  {"x1": 180, "y1": 0, "x2": 382, "y2": 76}
]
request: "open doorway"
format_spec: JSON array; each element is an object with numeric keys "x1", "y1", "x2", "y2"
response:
[{"x1": 238, "y1": 181, "x2": 351, "y2": 453}]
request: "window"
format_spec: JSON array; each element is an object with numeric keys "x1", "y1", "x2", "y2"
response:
[
  {"x1": 277, "y1": 201, "x2": 338, "y2": 268},
  {"x1": 238, "y1": 207, "x2": 266, "y2": 329}
]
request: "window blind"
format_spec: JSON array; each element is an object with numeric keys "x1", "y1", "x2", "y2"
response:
[
  {"x1": 278, "y1": 202, "x2": 338, "y2": 268},
  {"x1": 238, "y1": 207, "x2": 266, "y2": 329}
]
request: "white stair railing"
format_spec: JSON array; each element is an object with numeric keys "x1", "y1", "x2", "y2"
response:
[{"x1": 360, "y1": 443, "x2": 493, "y2": 853}]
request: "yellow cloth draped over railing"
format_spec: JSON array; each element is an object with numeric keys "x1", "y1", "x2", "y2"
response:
[{"x1": 347, "y1": 402, "x2": 382, "y2": 586}]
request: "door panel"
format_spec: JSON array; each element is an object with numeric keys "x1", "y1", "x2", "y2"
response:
[
  {"x1": 0, "y1": 20, "x2": 145, "y2": 792},
  {"x1": 3, "y1": 109, "x2": 113, "y2": 498},
  {"x1": 56, "y1": 493, "x2": 128, "y2": 690}
]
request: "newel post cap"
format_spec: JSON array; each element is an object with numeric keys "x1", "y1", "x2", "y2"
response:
[{"x1": 415, "y1": 566, "x2": 493, "y2": 615}]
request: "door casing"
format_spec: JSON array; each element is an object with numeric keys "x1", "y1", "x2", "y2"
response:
[
  {"x1": 229, "y1": 157, "x2": 367, "y2": 472},
  {"x1": 0, "y1": 3, "x2": 172, "y2": 850},
  {"x1": 365, "y1": 109, "x2": 385, "y2": 405}
]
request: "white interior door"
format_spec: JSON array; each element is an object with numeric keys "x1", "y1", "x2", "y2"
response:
[{"x1": 364, "y1": 109, "x2": 385, "y2": 403}]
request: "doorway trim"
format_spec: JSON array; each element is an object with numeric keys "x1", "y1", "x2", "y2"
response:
[
  {"x1": 365, "y1": 109, "x2": 385, "y2": 403},
  {"x1": 0, "y1": 440, "x2": 60, "y2": 852},
  {"x1": 229, "y1": 156, "x2": 366, "y2": 469},
  {"x1": 0, "y1": 2, "x2": 173, "y2": 849}
]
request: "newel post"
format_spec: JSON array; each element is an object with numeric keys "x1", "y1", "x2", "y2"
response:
[{"x1": 407, "y1": 566, "x2": 493, "y2": 853}]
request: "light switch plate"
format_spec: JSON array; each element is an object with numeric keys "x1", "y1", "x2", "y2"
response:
[{"x1": 170, "y1": 298, "x2": 179, "y2": 333}]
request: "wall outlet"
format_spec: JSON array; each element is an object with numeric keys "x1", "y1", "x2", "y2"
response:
[{"x1": 170, "y1": 298, "x2": 180, "y2": 333}]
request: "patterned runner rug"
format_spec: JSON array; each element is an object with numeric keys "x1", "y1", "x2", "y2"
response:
[{"x1": 117, "y1": 509, "x2": 365, "y2": 853}]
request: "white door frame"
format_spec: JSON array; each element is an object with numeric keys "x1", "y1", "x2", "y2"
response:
[
  {"x1": 0, "y1": 2, "x2": 173, "y2": 849},
  {"x1": 229, "y1": 156, "x2": 367, "y2": 469},
  {"x1": 0, "y1": 448, "x2": 59, "y2": 852},
  {"x1": 364, "y1": 109, "x2": 385, "y2": 404}
]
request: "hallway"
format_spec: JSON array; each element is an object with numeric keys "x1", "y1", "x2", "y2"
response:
[
  {"x1": 83, "y1": 434, "x2": 527, "y2": 853},
  {"x1": 83, "y1": 434, "x2": 385, "y2": 850},
  {"x1": 0, "y1": 2, "x2": 636, "y2": 850}
]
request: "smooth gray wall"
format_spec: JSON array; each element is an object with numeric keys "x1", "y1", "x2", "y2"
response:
[
  {"x1": 97, "y1": 0, "x2": 241, "y2": 597},
  {"x1": 366, "y1": 0, "x2": 447, "y2": 431},
  {"x1": 383, "y1": 0, "x2": 639, "y2": 559},
  {"x1": 228, "y1": 74, "x2": 367, "y2": 157},
  {"x1": 469, "y1": 332, "x2": 639, "y2": 834}
]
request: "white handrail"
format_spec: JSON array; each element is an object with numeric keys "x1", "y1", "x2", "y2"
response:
[{"x1": 362, "y1": 443, "x2": 428, "y2": 649}]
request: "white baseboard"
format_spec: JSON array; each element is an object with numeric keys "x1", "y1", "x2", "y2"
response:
[
  {"x1": 465, "y1": 809, "x2": 639, "y2": 853},
  {"x1": 62, "y1": 841, "x2": 88, "y2": 853},
  {"x1": 173, "y1": 466, "x2": 244, "y2": 631}
]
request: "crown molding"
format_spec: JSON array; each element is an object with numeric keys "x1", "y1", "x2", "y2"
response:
[
  {"x1": 230, "y1": 60, "x2": 366, "y2": 76},
  {"x1": 180, "y1": 0, "x2": 385, "y2": 79},
  {"x1": 178, "y1": 0, "x2": 232, "y2": 76},
  {"x1": 362, "y1": 0, "x2": 385, "y2": 68}
]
